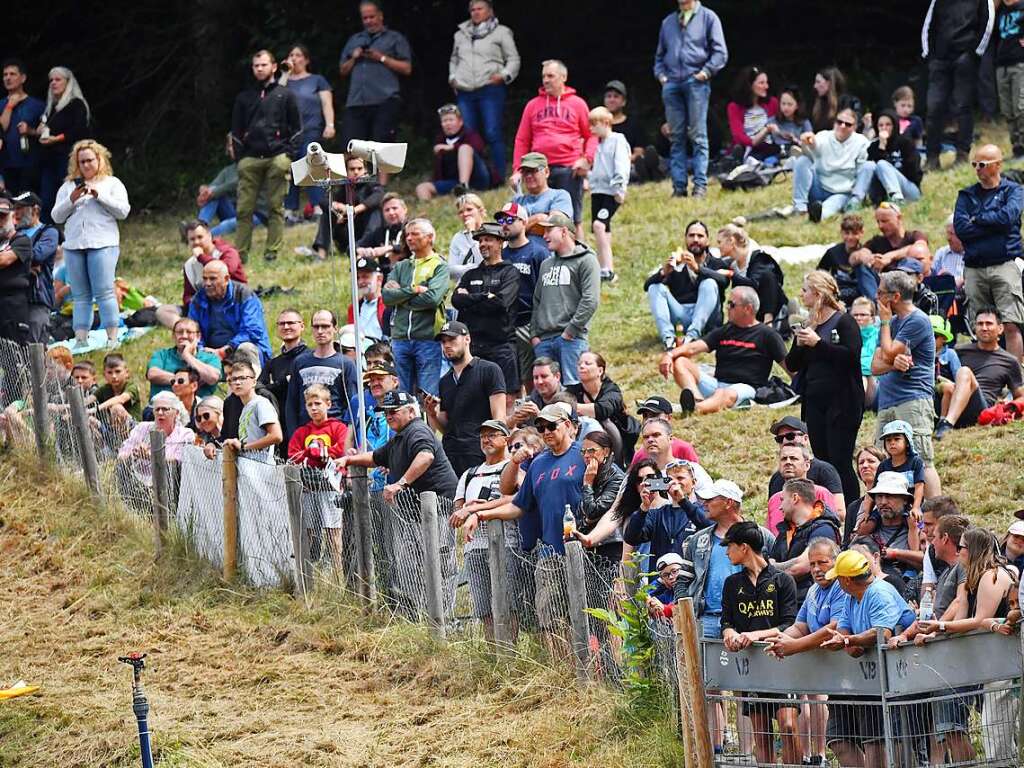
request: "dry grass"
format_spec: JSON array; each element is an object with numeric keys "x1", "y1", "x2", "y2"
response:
[{"x1": 0, "y1": 455, "x2": 682, "y2": 767}]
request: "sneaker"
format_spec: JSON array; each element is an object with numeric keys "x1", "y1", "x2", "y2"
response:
[
  {"x1": 663, "y1": 338, "x2": 676, "y2": 351},
  {"x1": 263, "y1": 251, "x2": 278, "y2": 262},
  {"x1": 294, "y1": 245, "x2": 315, "y2": 257},
  {"x1": 692, "y1": 186, "x2": 708, "y2": 198},
  {"x1": 284, "y1": 211, "x2": 304, "y2": 226},
  {"x1": 807, "y1": 201, "x2": 823, "y2": 223},
  {"x1": 934, "y1": 418, "x2": 954, "y2": 441},
  {"x1": 843, "y1": 197, "x2": 864, "y2": 214},
  {"x1": 679, "y1": 388, "x2": 696, "y2": 414},
  {"x1": 925, "y1": 156, "x2": 941, "y2": 172},
  {"x1": 452, "y1": 183, "x2": 468, "y2": 197},
  {"x1": 104, "y1": 338, "x2": 120, "y2": 350},
  {"x1": 671, "y1": 188, "x2": 688, "y2": 198}
]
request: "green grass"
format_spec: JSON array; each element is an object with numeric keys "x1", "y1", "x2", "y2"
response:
[{"x1": 101, "y1": 131, "x2": 1023, "y2": 528}]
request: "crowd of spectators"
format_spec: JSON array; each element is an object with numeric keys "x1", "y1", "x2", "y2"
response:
[{"x1": 3, "y1": 2, "x2": 1024, "y2": 763}]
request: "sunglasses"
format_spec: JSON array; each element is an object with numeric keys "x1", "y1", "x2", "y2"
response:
[
  {"x1": 726, "y1": 300, "x2": 738, "y2": 309},
  {"x1": 509, "y1": 441, "x2": 525, "y2": 451},
  {"x1": 437, "y1": 104, "x2": 460, "y2": 116},
  {"x1": 197, "y1": 411, "x2": 217, "y2": 422},
  {"x1": 495, "y1": 214, "x2": 518, "y2": 225},
  {"x1": 972, "y1": 160, "x2": 999, "y2": 169},
  {"x1": 535, "y1": 421, "x2": 563, "y2": 433},
  {"x1": 173, "y1": 376, "x2": 191, "y2": 386},
  {"x1": 582, "y1": 446, "x2": 602, "y2": 456},
  {"x1": 774, "y1": 432, "x2": 804, "y2": 444},
  {"x1": 835, "y1": 118, "x2": 855, "y2": 128}
]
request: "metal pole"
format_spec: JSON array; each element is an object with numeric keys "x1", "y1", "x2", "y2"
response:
[
  {"x1": 1017, "y1": 628, "x2": 1024, "y2": 766},
  {"x1": 563, "y1": 540, "x2": 591, "y2": 683},
  {"x1": 344, "y1": 181, "x2": 368, "y2": 452},
  {"x1": 27, "y1": 342, "x2": 48, "y2": 463},
  {"x1": 486, "y1": 518, "x2": 513, "y2": 653},
  {"x1": 222, "y1": 444, "x2": 239, "y2": 581},
  {"x1": 149, "y1": 430, "x2": 168, "y2": 558},
  {"x1": 68, "y1": 386, "x2": 102, "y2": 500},
  {"x1": 877, "y1": 628, "x2": 897, "y2": 768},
  {"x1": 283, "y1": 465, "x2": 312, "y2": 601},
  {"x1": 418, "y1": 491, "x2": 446, "y2": 639}
]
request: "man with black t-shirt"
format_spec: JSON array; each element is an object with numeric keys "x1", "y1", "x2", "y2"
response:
[
  {"x1": 720, "y1": 520, "x2": 800, "y2": 767},
  {"x1": 259, "y1": 309, "x2": 307, "y2": 439},
  {"x1": 604, "y1": 80, "x2": 661, "y2": 183},
  {"x1": 849, "y1": 203, "x2": 929, "y2": 299},
  {"x1": 935, "y1": 308, "x2": 1024, "y2": 437},
  {"x1": 498, "y1": 201, "x2": 549, "y2": 388},
  {"x1": 424, "y1": 320, "x2": 507, "y2": 476},
  {"x1": 765, "y1": 416, "x2": 845, "y2": 512},
  {"x1": 668, "y1": 286, "x2": 788, "y2": 416}
]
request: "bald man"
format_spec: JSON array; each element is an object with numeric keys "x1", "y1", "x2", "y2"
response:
[
  {"x1": 849, "y1": 202, "x2": 928, "y2": 300},
  {"x1": 953, "y1": 144, "x2": 1024, "y2": 361},
  {"x1": 187, "y1": 259, "x2": 273, "y2": 366}
]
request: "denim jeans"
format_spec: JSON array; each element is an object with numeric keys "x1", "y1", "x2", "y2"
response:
[
  {"x1": 647, "y1": 279, "x2": 718, "y2": 344},
  {"x1": 64, "y1": 245, "x2": 120, "y2": 332},
  {"x1": 284, "y1": 132, "x2": 327, "y2": 211},
  {"x1": 392, "y1": 339, "x2": 442, "y2": 396},
  {"x1": 433, "y1": 149, "x2": 492, "y2": 193},
  {"x1": 856, "y1": 264, "x2": 880, "y2": 301},
  {"x1": 198, "y1": 197, "x2": 267, "y2": 236},
  {"x1": 792, "y1": 155, "x2": 876, "y2": 219},
  {"x1": 533, "y1": 335, "x2": 589, "y2": 385},
  {"x1": 457, "y1": 84, "x2": 507, "y2": 177},
  {"x1": 873, "y1": 160, "x2": 921, "y2": 202},
  {"x1": 661, "y1": 77, "x2": 710, "y2": 191}
]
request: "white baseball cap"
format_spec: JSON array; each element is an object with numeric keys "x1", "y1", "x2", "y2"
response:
[{"x1": 695, "y1": 479, "x2": 744, "y2": 504}]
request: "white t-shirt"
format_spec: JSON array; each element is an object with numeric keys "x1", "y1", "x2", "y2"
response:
[
  {"x1": 238, "y1": 395, "x2": 279, "y2": 464},
  {"x1": 455, "y1": 458, "x2": 519, "y2": 552}
]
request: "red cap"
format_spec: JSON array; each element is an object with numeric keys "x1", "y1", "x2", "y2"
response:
[{"x1": 499, "y1": 202, "x2": 529, "y2": 222}]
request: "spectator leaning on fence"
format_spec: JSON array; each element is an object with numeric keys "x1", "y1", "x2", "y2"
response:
[{"x1": 218, "y1": 358, "x2": 282, "y2": 464}]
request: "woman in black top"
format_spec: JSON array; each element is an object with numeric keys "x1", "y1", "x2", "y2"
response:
[
  {"x1": 785, "y1": 270, "x2": 863, "y2": 503},
  {"x1": 867, "y1": 110, "x2": 922, "y2": 206},
  {"x1": 567, "y1": 351, "x2": 639, "y2": 465},
  {"x1": 578, "y1": 430, "x2": 625, "y2": 561},
  {"x1": 34, "y1": 67, "x2": 91, "y2": 224}
]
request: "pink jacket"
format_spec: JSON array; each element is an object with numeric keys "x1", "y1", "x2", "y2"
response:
[{"x1": 513, "y1": 85, "x2": 597, "y2": 169}]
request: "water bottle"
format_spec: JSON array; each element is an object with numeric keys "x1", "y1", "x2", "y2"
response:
[
  {"x1": 918, "y1": 588, "x2": 935, "y2": 621},
  {"x1": 562, "y1": 504, "x2": 576, "y2": 540},
  {"x1": 19, "y1": 135, "x2": 30, "y2": 153}
]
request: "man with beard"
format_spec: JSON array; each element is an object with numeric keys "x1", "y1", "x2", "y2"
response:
[
  {"x1": 857, "y1": 471, "x2": 923, "y2": 583},
  {"x1": 769, "y1": 478, "x2": 842, "y2": 601},
  {"x1": 347, "y1": 256, "x2": 390, "y2": 342},
  {"x1": 424, "y1": 320, "x2": 506, "y2": 476},
  {"x1": 0, "y1": 195, "x2": 32, "y2": 346},
  {"x1": 647, "y1": 219, "x2": 729, "y2": 350}
]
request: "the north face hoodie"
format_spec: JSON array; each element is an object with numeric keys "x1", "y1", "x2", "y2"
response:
[
  {"x1": 513, "y1": 85, "x2": 598, "y2": 169},
  {"x1": 530, "y1": 242, "x2": 601, "y2": 340}
]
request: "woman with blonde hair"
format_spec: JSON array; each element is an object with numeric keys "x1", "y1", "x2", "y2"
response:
[
  {"x1": 33, "y1": 67, "x2": 91, "y2": 223},
  {"x1": 716, "y1": 222, "x2": 786, "y2": 324},
  {"x1": 51, "y1": 139, "x2": 130, "y2": 347},
  {"x1": 447, "y1": 192, "x2": 486, "y2": 280},
  {"x1": 785, "y1": 269, "x2": 862, "y2": 502}
]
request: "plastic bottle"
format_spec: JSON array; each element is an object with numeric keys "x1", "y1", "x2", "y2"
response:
[
  {"x1": 918, "y1": 587, "x2": 935, "y2": 621},
  {"x1": 674, "y1": 323, "x2": 685, "y2": 347},
  {"x1": 562, "y1": 505, "x2": 576, "y2": 539}
]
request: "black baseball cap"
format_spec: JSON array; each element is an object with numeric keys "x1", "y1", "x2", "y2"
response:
[
  {"x1": 719, "y1": 521, "x2": 765, "y2": 552},
  {"x1": 769, "y1": 415, "x2": 807, "y2": 435},
  {"x1": 435, "y1": 320, "x2": 469, "y2": 340},
  {"x1": 356, "y1": 256, "x2": 381, "y2": 272},
  {"x1": 379, "y1": 390, "x2": 416, "y2": 410},
  {"x1": 637, "y1": 396, "x2": 673, "y2": 417},
  {"x1": 363, "y1": 360, "x2": 397, "y2": 378}
]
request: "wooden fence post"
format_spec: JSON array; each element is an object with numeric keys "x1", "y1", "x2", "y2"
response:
[
  {"x1": 149, "y1": 429, "x2": 169, "y2": 558},
  {"x1": 67, "y1": 386, "x2": 102, "y2": 501},
  {"x1": 27, "y1": 343, "x2": 49, "y2": 464},
  {"x1": 283, "y1": 465, "x2": 312, "y2": 600},
  {"x1": 486, "y1": 518, "x2": 513, "y2": 654},
  {"x1": 222, "y1": 443, "x2": 238, "y2": 581},
  {"x1": 348, "y1": 465, "x2": 377, "y2": 605},
  {"x1": 418, "y1": 491, "x2": 446, "y2": 640},
  {"x1": 673, "y1": 598, "x2": 714, "y2": 768},
  {"x1": 564, "y1": 540, "x2": 591, "y2": 683}
]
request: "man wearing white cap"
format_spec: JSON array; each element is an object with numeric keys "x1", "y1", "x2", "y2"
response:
[{"x1": 856, "y1": 470, "x2": 924, "y2": 578}]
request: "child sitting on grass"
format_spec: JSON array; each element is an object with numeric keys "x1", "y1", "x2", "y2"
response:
[
  {"x1": 855, "y1": 420, "x2": 925, "y2": 536},
  {"x1": 288, "y1": 384, "x2": 348, "y2": 577},
  {"x1": 96, "y1": 353, "x2": 142, "y2": 428}
]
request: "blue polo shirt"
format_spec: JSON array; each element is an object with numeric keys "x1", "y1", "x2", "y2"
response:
[
  {"x1": 513, "y1": 442, "x2": 585, "y2": 555},
  {"x1": 0, "y1": 95, "x2": 45, "y2": 169},
  {"x1": 797, "y1": 579, "x2": 849, "y2": 633},
  {"x1": 836, "y1": 579, "x2": 916, "y2": 635}
]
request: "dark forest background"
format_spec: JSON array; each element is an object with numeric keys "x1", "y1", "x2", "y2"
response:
[{"x1": 14, "y1": 0, "x2": 932, "y2": 211}]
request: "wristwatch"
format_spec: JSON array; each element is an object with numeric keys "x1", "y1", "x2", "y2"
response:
[
  {"x1": 843, "y1": 635, "x2": 850, "y2": 647},
  {"x1": 938, "y1": 621, "x2": 947, "y2": 633},
  {"x1": 397, "y1": 477, "x2": 408, "y2": 488}
]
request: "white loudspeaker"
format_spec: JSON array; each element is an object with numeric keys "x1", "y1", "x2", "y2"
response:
[
  {"x1": 346, "y1": 140, "x2": 408, "y2": 174},
  {"x1": 291, "y1": 142, "x2": 347, "y2": 186}
]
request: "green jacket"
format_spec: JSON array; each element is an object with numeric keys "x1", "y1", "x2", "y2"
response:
[{"x1": 382, "y1": 252, "x2": 450, "y2": 341}]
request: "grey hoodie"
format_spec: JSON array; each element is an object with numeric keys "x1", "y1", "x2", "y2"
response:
[{"x1": 530, "y1": 243, "x2": 601, "y2": 340}]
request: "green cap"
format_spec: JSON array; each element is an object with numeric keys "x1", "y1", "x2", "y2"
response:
[
  {"x1": 518, "y1": 152, "x2": 549, "y2": 170},
  {"x1": 929, "y1": 314, "x2": 953, "y2": 343},
  {"x1": 538, "y1": 211, "x2": 574, "y2": 229}
]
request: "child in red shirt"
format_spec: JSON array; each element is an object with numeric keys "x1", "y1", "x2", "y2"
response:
[{"x1": 288, "y1": 384, "x2": 348, "y2": 575}]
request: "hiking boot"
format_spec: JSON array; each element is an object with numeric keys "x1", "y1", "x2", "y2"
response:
[
  {"x1": 925, "y1": 156, "x2": 941, "y2": 172},
  {"x1": 807, "y1": 201, "x2": 823, "y2": 223},
  {"x1": 933, "y1": 418, "x2": 954, "y2": 441}
]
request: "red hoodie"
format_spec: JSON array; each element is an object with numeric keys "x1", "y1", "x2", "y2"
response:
[
  {"x1": 287, "y1": 418, "x2": 348, "y2": 467},
  {"x1": 513, "y1": 85, "x2": 597, "y2": 169}
]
